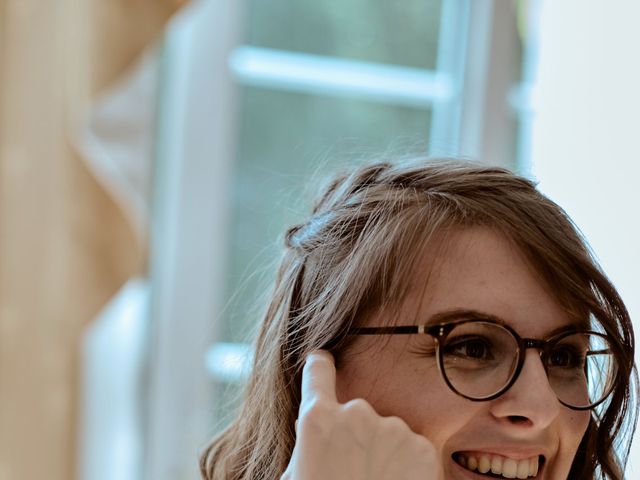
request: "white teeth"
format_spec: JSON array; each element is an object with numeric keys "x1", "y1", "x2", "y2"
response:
[
  {"x1": 530, "y1": 457, "x2": 539, "y2": 476},
  {"x1": 491, "y1": 456, "x2": 503, "y2": 474},
  {"x1": 456, "y1": 453, "x2": 540, "y2": 478},
  {"x1": 517, "y1": 459, "x2": 530, "y2": 479},
  {"x1": 502, "y1": 458, "x2": 517, "y2": 478},
  {"x1": 478, "y1": 455, "x2": 491, "y2": 474}
]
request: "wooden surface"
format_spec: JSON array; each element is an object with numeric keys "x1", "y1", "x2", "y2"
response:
[{"x1": 0, "y1": 1, "x2": 184, "y2": 478}]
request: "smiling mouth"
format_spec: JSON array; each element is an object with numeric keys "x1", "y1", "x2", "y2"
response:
[{"x1": 453, "y1": 452, "x2": 544, "y2": 479}]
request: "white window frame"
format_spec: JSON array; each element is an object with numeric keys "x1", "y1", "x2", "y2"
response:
[{"x1": 143, "y1": 1, "x2": 243, "y2": 479}]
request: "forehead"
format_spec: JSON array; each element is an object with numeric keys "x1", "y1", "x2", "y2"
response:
[{"x1": 401, "y1": 227, "x2": 573, "y2": 338}]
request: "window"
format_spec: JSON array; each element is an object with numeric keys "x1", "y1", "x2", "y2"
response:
[{"x1": 145, "y1": 1, "x2": 524, "y2": 479}]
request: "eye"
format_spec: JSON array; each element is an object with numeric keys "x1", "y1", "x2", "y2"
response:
[
  {"x1": 444, "y1": 336, "x2": 494, "y2": 360},
  {"x1": 548, "y1": 345, "x2": 585, "y2": 368}
]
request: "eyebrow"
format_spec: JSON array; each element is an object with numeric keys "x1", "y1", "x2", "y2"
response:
[
  {"x1": 425, "y1": 308, "x2": 585, "y2": 337},
  {"x1": 426, "y1": 308, "x2": 502, "y2": 325}
]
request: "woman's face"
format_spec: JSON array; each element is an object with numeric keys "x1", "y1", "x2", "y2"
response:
[{"x1": 335, "y1": 227, "x2": 591, "y2": 479}]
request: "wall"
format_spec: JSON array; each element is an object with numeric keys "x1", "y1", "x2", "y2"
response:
[
  {"x1": 530, "y1": 0, "x2": 640, "y2": 473},
  {"x1": 0, "y1": 1, "x2": 183, "y2": 478}
]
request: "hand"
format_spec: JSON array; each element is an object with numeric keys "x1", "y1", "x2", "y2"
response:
[{"x1": 281, "y1": 350, "x2": 443, "y2": 480}]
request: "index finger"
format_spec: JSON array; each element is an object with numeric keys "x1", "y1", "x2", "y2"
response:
[{"x1": 300, "y1": 350, "x2": 338, "y2": 407}]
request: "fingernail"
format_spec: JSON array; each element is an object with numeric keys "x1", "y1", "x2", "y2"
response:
[{"x1": 306, "y1": 349, "x2": 330, "y2": 361}]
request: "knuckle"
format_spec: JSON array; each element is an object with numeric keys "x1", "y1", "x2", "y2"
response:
[
  {"x1": 379, "y1": 417, "x2": 437, "y2": 458},
  {"x1": 302, "y1": 398, "x2": 331, "y2": 417},
  {"x1": 379, "y1": 416, "x2": 412, "y2": 450},
  {"x1": 341, "y1": 398, "x2": 375, "y2": 418},
  {"x1": 380, "y1": 415, "x2": 411, "y2": 438},
  {"x1": 410, "y1": 434, "x2": 437, "y2": 458},
  {"x1": 298, "y1": 399, "x2": 333, "y2": 433},
  {"x1": 341, "y1": 399, "x2": 378, "y2": 430},
  {"x1": 339, "y1": 399, "x2": 378, "y2": 446},
  {"x1": 412, "y1": 433, "x2": 434, "y2": 450},
  {"x1": 382, "y1": 415, "x2": 410, "y2": 431}
]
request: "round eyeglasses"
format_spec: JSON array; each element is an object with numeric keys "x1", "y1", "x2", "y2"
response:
[{"x1": 348, "y1": 318, "x2": 618, "y2": 410}]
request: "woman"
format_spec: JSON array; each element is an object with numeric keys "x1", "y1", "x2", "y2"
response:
[{"x1": 200, "y1": 159, "x2": 637, "y2": 479}]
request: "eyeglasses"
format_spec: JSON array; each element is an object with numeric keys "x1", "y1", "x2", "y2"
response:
[{"x1": 348, "y1": 318, "x2": 618, "y2": 410}]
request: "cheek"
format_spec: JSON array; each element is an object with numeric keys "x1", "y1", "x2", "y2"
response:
[
  {"x1": 550, "y1": 410, "x2": 591, "y2": 476},
  {"x1": 377, "y1": 390, "x2": 474, "y2": 449},
  {"x1": 336, "y1": 352, "x2": 476, "y2": 453},
  {"x1": 564, "y1": 409, "x2": 591, "y2": 446}
]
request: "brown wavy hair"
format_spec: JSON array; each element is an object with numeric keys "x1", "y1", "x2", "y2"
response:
[{"x1": 200, "y1": 158, "x2": 637, "y2": 479}]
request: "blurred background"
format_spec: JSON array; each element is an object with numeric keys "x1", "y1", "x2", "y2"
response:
[{"x1": 0, "y1": 0, "x2": 638, "y2": 479}]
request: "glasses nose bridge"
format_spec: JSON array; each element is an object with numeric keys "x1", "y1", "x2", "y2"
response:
[
  {"x1": 520, "y1": 338, "x2": 549, "y2": 366},
  {"x1": 510, "y1": 338, "x2": 556, "y2": 399},
  {"x1": 522, "y1": 338, "x2": 547, "y2": 352}
]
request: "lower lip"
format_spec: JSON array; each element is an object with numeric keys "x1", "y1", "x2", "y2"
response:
[{"x1": 449, "y1": 455, "x2": 543, "y2": 480}]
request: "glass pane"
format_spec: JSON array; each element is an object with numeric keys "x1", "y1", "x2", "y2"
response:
[
  {"x1": 245, "y1": 0, "x2": 443, "y2": 69},
  {"x1": 221, "y1": 87, "x2": 432, "y2": 343},
  {"x1": 211, "y1": 0, "x2": 442, "y2": 437}
]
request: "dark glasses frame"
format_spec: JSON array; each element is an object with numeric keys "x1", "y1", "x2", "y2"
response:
[{"x1": 348, "y1": 318, "x2": 617, "y2": 411}]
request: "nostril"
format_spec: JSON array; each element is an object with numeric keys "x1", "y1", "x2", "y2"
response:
[{"x1": 507, "y1": 415, "x2": 530, "y2": 424}]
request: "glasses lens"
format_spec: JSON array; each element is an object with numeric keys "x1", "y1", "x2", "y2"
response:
[
  {"x1": 440, "y1": 322, "x2": 518, "y2": 399},
  {"x1": 546, "y1": 332, "x2": 617, "y2": 409}
]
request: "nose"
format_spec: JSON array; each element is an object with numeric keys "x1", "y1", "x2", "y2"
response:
[{"x1": 489, "y1": 349, "x2": 560, "y2": 429}]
